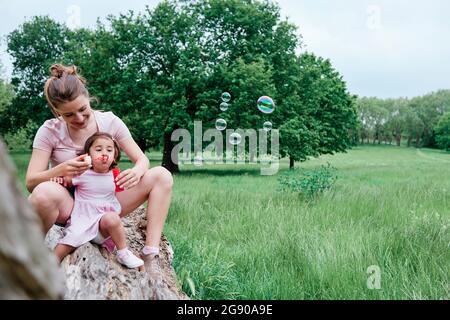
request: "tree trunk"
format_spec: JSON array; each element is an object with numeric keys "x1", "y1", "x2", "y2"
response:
[
  {"x1": 289, "y1": 157, "x2": 295, "y2": 169},
  {"x1": 0, "y1": 139, "x2": 65, "y2": 299},
  {"x1": 415, "y1": 135, "x2": 421, "y2": 148},
  {"x1": 162, "y1": 131, "x2": 179, "y2": 174},
  {"x1": 407, "y1": 136, "x2": 412, "y2": 147},
  {"x1": 396, "y1": 134, "x2": 401, "y2": 146},
  {"x1": 45, "y1": 207, "x2": 188, "y2": 300},
  {"x1": 137, "y1": 139, "x2": 148, "y2": 155}
]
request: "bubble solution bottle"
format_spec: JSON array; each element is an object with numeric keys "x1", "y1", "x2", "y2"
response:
[{"x1": 112, "y1": 167, "x2": 124, "y2": 192}]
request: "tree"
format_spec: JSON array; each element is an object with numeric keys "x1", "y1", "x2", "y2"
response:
[
  {"x1": 0, "y1": 62, "x2": 15, "y2": 136},
  {"x1": 279, "y1": 53, "x2": 358, "y2": 168},
  {"x1": 435, "y1": 112, "x2": 450, "y2": 151},
  {"x1": 384, "y1": 98, "x2": 408, "y2": 146},
  {"x1": 6, "y1": 16, "x2": 71, "y2": 133},
  {"x1": 79, "y1": 0, "x2": 302, "y2": 172}
]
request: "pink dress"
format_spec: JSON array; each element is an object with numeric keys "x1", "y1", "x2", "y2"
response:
[{"x1": 58, "y1": 169, "x2": 121, "y2": 248}]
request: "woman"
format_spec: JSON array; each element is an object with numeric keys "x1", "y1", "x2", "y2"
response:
[{"x1": 27, "y1": 64, "x2": 173, "y2": 275}]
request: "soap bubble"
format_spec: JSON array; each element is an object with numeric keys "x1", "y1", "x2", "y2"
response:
[
  {"x1": 257, "y1": 96, "x2": 275, "y2": 114},
  {"x1": 263, "y1": 121, "x2": 272, "y2": 132},
  {"x1": 229, "y1": 132, "x2": 242, "y2": 145},
  {"x1": 215, "y1": 118, "x2": 227, "y2": 131},
  {"x1": 220, "y1": 102, "x2": 229, "y2": 111},
  {"x1": 221, "y1": 92, "x2": 231, "y2": 102}
]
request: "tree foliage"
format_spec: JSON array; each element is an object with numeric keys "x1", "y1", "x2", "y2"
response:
[{"x1": 6, "y1": 0, "x2": 358, "y2": 172}]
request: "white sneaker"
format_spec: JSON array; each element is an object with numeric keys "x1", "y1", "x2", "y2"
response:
[{"x1": 116, "y1": 249, "x2": 144, "y2": 269}]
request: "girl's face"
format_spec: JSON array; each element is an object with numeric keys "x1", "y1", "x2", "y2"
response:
[
  {"x1": 57, "y1": 95, "x2": 92, "y2": 130},
  {"x1": 89, "y1": 137, "x2": 116, "y2": 172}
]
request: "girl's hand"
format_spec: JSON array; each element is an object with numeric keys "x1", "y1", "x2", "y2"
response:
[
  {"x1": 50, "y1": 176, "x2": 64, "y2": 185},
  {"x1": 57, "y1": 154, "x2": 91, "y2": 177},
  {"x1": 115, "y1": 168, "x2": 141, "y2": 190},
  {"x1": 50, "y1": 176, "x2": 73, "y2": 188}
]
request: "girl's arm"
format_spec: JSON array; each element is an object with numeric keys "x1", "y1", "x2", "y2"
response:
[{"x1": 116, "y1": 138, "x2": 150, "y2": 190}]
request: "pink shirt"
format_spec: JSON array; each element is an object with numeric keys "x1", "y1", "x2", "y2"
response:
[{"x1": 33, "y1": 110, "x2": 132, "y2": 168}]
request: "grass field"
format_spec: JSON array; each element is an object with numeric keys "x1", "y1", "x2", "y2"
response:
[{"x1": 9, "y1": 145, "x2": 450, "y2": 300}]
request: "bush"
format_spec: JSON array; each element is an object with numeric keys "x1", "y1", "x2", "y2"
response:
[
  {"x1": 2, "y1": 121, "x2": 37, "y2": 153},
  {"x1": 278, "y1": 163, "x2": 338, "y2": 197}
]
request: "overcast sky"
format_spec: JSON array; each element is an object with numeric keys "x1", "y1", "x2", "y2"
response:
[{"x1": 1, "y1": 0, "x2": 449, "y2": 98}]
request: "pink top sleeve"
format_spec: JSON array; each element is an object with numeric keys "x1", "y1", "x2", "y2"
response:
[
  {"x1": 99, "y1": 111, "x2": 132, "y2": 143},
  {"x1": 71, "y1": 176, "x2": 79, "y2": 186},
  {"x1": 32, "y1": 125, "x2": 55, "y2": 153}
]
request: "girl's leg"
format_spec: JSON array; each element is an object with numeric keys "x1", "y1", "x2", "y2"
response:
[
  {"x1": 99, "y1": 212, "x2": 144, "y2": 269},
  {"x1": 116, "y1": 166, "x2": 173, "y2": 248},
  {"x1": 54, "y1": 244, "x2": 76, "y2": 264},
  {"x1": 99, "y1": 212, "x2": 126, "y2": 250},
  {"x1": 28, "y1": 182, "x2": 74, "y2": 234}
]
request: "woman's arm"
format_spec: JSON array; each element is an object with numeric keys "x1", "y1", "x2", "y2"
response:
[
  {"x1": 26, "y1": 149, "x2": 59, "y2": 192},
  {"x1": 116, "y1": 138, "x2": 150, "y2": 189},
  {"x1": 26, "y1": 149, "x2": 91, "y2": 193}
]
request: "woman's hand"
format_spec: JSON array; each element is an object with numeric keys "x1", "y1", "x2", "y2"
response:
[
  {"x1": 57, "y1": 154, "x2": 91, "y2": 177},
  {"x1": 115, "y1": 168, "x2": 141, "y2": 190}
]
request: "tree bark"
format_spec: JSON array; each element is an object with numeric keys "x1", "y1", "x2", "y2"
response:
[
  {"x1": 0, "y1": 139, "x2": 65, "y2": 299},
  {"x1": 162, "y1": 131, "x2": 179, "y2": 174},
  {"x1": 289, "y1": 157, "x2": 295, "y2": 169}
]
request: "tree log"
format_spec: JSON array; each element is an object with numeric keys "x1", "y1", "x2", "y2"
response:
[
  {"x1": 0, "y1": 139, "x2": 65, "y2": 299},
  {"x1": 45, "y1": 207, "x2": 188, "y2": 300}
]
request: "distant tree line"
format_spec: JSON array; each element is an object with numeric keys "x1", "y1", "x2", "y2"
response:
[{"x1": 356, "y1": 90, "x2": 450, "y2": 149}]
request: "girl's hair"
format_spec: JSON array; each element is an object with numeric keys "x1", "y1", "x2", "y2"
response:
[
  {"x1": 43, "y1": 64, "x2": 91, "y2": 118},
  {"x1": 83, "y1": 132, "x2": 121, "y2": 170}
]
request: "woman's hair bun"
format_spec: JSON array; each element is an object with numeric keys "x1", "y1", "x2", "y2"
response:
[{"x1": 49, "y1": 64, "x2": 78, "y2": 79}]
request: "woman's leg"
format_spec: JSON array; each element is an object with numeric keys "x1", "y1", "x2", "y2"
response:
[
  {"x1": 116, "y1": 166, "x2": 173, "y2": 248},
  {"x1": 28, "y1": 181, "x2": 74, "y2": 234},
  {"x1": 98, "y1": 212, "x2": 127, "y2": 250}
]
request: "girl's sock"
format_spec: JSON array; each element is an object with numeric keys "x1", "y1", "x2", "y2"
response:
[{"x1": 116, "y1": 248, "x2": 129, "y2": 257}]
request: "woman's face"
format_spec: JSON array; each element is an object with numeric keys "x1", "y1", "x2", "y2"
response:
[
  {"x1": 89, "y1": 137, "x2": 115, "y2": 172},
  {"x1": 57, "y1": 95, "x2": 92, "y2": 130}
]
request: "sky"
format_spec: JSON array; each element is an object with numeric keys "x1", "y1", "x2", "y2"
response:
[{"x1": 1, "y1": 0, "x2": 449, "y2": 99}]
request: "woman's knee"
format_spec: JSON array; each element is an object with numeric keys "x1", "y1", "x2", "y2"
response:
[
  {"x1": 145, "y1": 166, "x2": 173, "y2": 190},
  {"x1": 29, "y1": 181, "x2": 63, "y2": 210}
]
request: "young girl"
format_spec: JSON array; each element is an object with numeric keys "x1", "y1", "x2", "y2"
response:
[{"x1": 53, "y1": 132, "x2": 144, "y2": 269}]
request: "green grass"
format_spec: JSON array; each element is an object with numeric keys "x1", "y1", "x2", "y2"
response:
[{"x1": 9, "y1": 145, "x2": 450, "y2": 299}]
